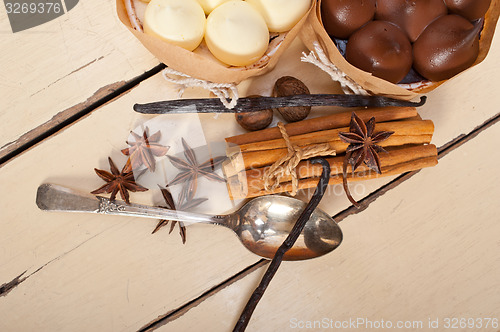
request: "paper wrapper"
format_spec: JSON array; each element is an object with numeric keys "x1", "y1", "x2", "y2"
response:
[
  {"x1": 116, "y1": 0, "x2": 314, "y2": 84},
  {"x1": 299, "y1": 0, "x2": 500, "y2": 100}
]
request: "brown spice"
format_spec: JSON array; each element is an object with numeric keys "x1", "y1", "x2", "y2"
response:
[
  {"x1": 235, "y1": 95, "x2": 274, "y2": 131},
  {"x1": 91, "y1": 157, "x2": 148, "y2": 204},
  {"x1": 339, "y1": 112, "x2": 394, "y2": 206},
  {"x1": 152, "y1": 186, "x2": 208, "y2": 244},
  {"x1": 272, "y1": 76, "x2": 311, "y2": 122},
  {"x1": 121, "y1": 127, "x2": 170, "y2": 172},
  {"x1": 167, "y1": 138, "x2": 226, "y2": 202}
]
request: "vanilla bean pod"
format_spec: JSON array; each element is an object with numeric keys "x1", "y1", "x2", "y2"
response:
[
  {"x1": 233, "y1": 158, "x2": 332, "y2": 332},
  {"x1": 134, "y1": 95, "x2": 426, "y2": 114}
]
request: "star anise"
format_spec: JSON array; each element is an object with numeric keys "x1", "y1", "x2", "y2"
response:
[
  {"x1": 338, "y1": 112, "x2": 394, "y2": 207},
  {"x1": 167, "y1": 138, "x2": 226, "y2": 202},
  {"x1": 152, "y1": 185, "x2": 208, "y2": 243},
  {"x1": 121, "y1": 127, "x2": 170, "y2": 172},
  {"x1": 91, "y1": 157, "x2": 148, "y2": 204}
]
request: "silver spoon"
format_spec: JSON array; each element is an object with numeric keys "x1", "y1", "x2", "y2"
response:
[{"x1": 36, "y1": 183, "x2": 342, "y2": 260}]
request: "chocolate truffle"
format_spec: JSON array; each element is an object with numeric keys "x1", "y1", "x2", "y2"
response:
[
  {"x1": 345, "y1": 21, "x2": 412, "y2": 83},
  {"x1": 375, "y1": 0, "x2": 447, "y2": 42},
  {"x1": 413, "y1": 15, "x2": 481, "y2": 81},
  {"x1": 444, "y1": 0, "x2": 492, "y2": 21},
  {"x1": 321, "y1": 0, "x2": 376, "y2": 39}
]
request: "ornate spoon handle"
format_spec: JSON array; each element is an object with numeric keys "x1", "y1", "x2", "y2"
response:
[{"x1": 36, "y1": 183, "x2": 216, "y2": 225}]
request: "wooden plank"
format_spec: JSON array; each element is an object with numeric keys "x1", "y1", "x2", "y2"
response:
[
  {"x1": 0, "y1": 40, "x2": 385, "y2": 332},
  {"x1": 1, "y1": 31, "x2": 500, "y2": 332},
  {"x1": 334, "y1": 111, "x2": 500, "y2": 223},
  {"x1": 0, "y1": 74, "x2": 259, "y2": 332},
  {"x1": 159, "y1": 110, "x2": 500, "y2": 332},
  {"x1": 134, "y1": 30, "x2": 500, "y2": 330},
  {"x1": 0, "y1": 0, "x2": 159, "y2": 161}
]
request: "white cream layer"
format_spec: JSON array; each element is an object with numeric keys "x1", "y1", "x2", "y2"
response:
[
  {"x1": 205, "y1": 1, "x2": 269, "y2": 66},
  {"x1": 246, "y1": 0, "x2": 310, "y2": 32},
  {"x1": 196, "y1": 0, "x2": 232, "y2": 14},
  {"x1": 144, "y1": 0, "x2": 206, "y2": 51}
]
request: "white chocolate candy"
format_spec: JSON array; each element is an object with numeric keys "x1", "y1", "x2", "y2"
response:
[
  {"x1": 144, "y1": 0, "x2": 206, "y2": 51},
  {"x1": 196, "y1": 0, "x2": 232, "y2": 14},
  {"x1": 246, "y1": 0, "x2": 310, "y2": 32},
  {"x1": 205, "y1": 1, "x2": 269, "y2": 66}
]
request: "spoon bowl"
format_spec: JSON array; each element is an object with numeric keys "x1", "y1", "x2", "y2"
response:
[
  {"x1": 36, "y1": 184, "x2": 342, "y2": 260},
  {"x1": 233, "y1": 195, "x2": 342, "y2": 260}
]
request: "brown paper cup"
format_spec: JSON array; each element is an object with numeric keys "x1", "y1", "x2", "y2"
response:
[
  {"x1": 116, "y1": 0, "x2": 314, "y2": 84},
  {"x1": 300, "y1": 0, "x2": 500, "y2": 100}
]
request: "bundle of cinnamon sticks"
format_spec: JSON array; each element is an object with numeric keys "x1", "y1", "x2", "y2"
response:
[{"x1": 224, "y1": 106, "x2": 438, "y2": 200}]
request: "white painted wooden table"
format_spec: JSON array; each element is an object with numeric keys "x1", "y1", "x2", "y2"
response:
[{"x1": 1, "y1": 2, "x2": 499, "y2": 332}]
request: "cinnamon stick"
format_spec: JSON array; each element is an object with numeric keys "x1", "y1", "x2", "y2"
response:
[
  {"x1": 241, "y1": 144, "x2": 436, "y2": 185},
  {"x1": 226, "y1": 107, "x2": 417, "y2": 146},
  {"x1": 227, "y1": 133, "x2": 433, "y2": 176},
  {"x1": 228, "y1": 120, "x2": 434, "y2": 155},
  {"x1": 226, "y1": 144, "x2": 438, "y2": 199}
]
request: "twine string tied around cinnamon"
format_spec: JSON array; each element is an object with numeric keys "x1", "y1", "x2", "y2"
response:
[{"x1": 263, "y1": 122, "x2": 336, "y2": 196}]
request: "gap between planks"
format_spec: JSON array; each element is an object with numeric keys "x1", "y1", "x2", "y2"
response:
[
  {"x1": 137, "y1": 259, "x2": 270, "y2": 332},
  {"x1": 0, "y1": 225, "x2": 117, "y2": 297},
  {"x1": 2, "y1": 56, "x2": 499, "y2": 326},
  {"x1": 334, "y1": 109, "x2": 500, "y2": 222},
  {"x1": 0, "y1": 63, "x2": 166, "y2": 167},
  {"x1": 137, "y1": 109, "x2": 500, "y2": 331}
]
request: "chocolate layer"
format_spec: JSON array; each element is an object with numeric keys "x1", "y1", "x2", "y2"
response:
[
  {"x1": 375, "y1": 0, "x2": 447, "y2": 42},
  {"x1": 321, "y1": 0, "x2": 376, "y2": 39},
  {"x1": 413, "y1": 15, "x2": 481, "y2": 81},
  {"x1": 444, "y1": 0, "x2": 492, "y2": 21},
  {"x1": 345, "y1": 21, "x2": 412, "y2": 83}
]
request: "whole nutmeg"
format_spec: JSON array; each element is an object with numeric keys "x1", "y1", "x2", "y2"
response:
[
  {"x1": 273, "y1": 76, "x2": 311, "y2": 122},
  {"x1": 235, "y1": 95, "x2": 273, "y2": 131}
]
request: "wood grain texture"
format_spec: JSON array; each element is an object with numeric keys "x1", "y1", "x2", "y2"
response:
[
  {"x1": 137, "y1": 31, "x2": 500, "y2": 331},
  {"x1": 160, "y1": 110, "x2": 500, "y2": 332},
  {"x1": 0, "y1": 75, "x2": 260, "y2": 332},
  {"x1": 0, "y1": 40, "x2": 386, "y2": 332},
  {"x1": 0, "y1": 0, "x2": 159, "y2": 160},
  {"x1": 0, "y1": 17, "x2": 500, "y2": 332}
]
